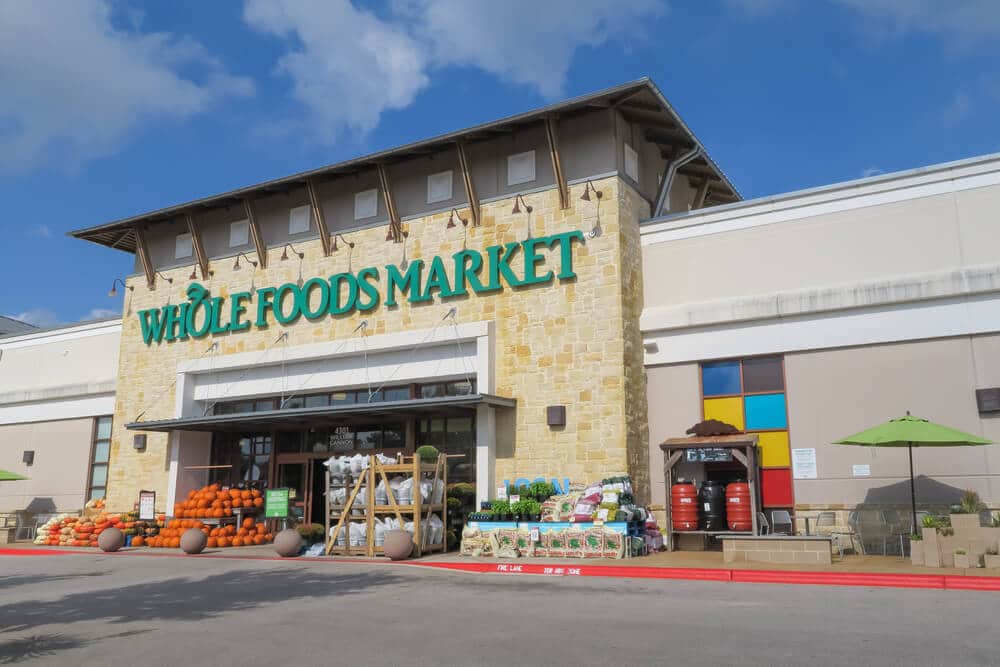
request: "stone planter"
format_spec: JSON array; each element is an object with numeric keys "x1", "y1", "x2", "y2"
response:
[
  {"x1": 909, "y1": 540, "x2": 924, "y2": 566},
  {"x1": 921, "y1": 527, "x2": 941, "y2": 568},
  {"x1": 984, "y1": 554, "x2": 1000, "y2": 569},
  {"x1": 954, "y1": 553, "x2": 971, "y2": 569},
  {"x1": 950, "y1": 514, "x2": 982, "y2": 537}
]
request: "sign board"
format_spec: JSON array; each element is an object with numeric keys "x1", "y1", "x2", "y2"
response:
[
  {"x1": 791, "y1": 448, "x2": 818, "y2": 479},
  {"x1": 329, "y1": 426, "x2": 354, "y2": 451},
  {"x1": 509, "y1": 495, "x2": 520, "y2": 504},
  {"x1": 529, "y1": 527, "x2": 540, "y2": 542},
  {"x1": 685, "y1": 448, "x2": 732, "y2": 463},
  {"x1": 138, "y1": 490, "x2": 156, "y2": 521},
  {"x1": 265, "y1": 488, "x2": 290, "y2": 518},
  {"x1": 852, "y1": 464, "x2": 871, "y2": 477},
  {"x1": 496, "y1": 486, "x2": 508, "y2": 500}
]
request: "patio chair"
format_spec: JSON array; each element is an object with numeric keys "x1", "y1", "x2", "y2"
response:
[
  {"x1": 756, "y1": 512, "x2": 770, "y2": 535},
  {"x1": 771, "y1": 510, "x2": 793, "y2": 535},
  {"x1": 854, "y1": 510, "x2": 891, "y2": 555},
  {"x1": 14, "y1": 511, "x2": 35, "y2": 541}
]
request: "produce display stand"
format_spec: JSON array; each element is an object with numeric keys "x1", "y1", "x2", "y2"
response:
[
  {"x1": 659, "y1": 433, "x2": 760, "y2": 551},
  {"x1": 326, "y1": 454, "x2": 448, "y2": 558}
]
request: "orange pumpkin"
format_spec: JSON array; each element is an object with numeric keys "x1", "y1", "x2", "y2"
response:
[
  {"x1": 253, "y1": 497, "x2": 264, "y2": 508},
  {"x1": 252, "y1": 535, "x2": 265, "y2": 545},
  {"x1": 255, "y1": 524, "x2": 266, "y2": 535},
  {"x1": 132, "y1": 536, "x2": 145, "y2": 547},
  {"x1": 207, "y1": 537, "x2": 218, "y2": 548},
  {"x1": 229, "y1": 489, "x2": 241, "y2": 500},
  {"x1": 217, "y1": 537, "x2": 229, "y2": 547},
  {"x1": 250, "y1": 488, "x2": 261, "y2": 499},
  {"x1": 243, "y1": 517, "x2": 255, "y2": 529},
  {"x1": 232, "y1": 498, "x2": 243, "y2": 508},
  {"x1": 170, "y1": 538, "x2": 181, "y2": 548},
  {"x1": 231, "y1": 537, "x2": 243, "y2": 547}
]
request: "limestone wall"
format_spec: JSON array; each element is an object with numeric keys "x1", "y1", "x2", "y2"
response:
[{"x1": 106, "y1": 177, "x2": 645, "y2": 510}]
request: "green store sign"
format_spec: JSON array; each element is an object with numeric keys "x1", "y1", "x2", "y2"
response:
[{"x1": 138, "y1": 230, "x2": 584, "y2": 346}]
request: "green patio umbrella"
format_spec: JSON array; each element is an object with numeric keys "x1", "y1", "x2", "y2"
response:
[
  {"x1": 0, "y1": 469, "x2": 28, "y2": 481},
  {"x1": 834, "y1": 412, "x2": 992, "y2": 535}
]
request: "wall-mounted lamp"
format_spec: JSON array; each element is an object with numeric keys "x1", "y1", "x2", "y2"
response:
[
  {"x1": 331, "y1": 234, "x2": 354, "y2": 253},
  {"x1": 512, "y1": 194, "x2": 535, "y2": 239},
  {"x1": 399, "y1": 230, "x2": 410, "y2": 270},
  {"x1": 279, "y1": 243, "x2": 305, "y2": 262},
  {"x1": 153, "y1": 271, "x2": 174, "y2": 286},
  {"x1": 232, "y1": 252, "x2": 258, "y2": 271},
  {"x1": 132, "y1": 434, "x2": 147, "y2": 452},
  {"x1": 447, "y1": 208, "x2": 468, "y2": 229},
  {"x1": 107, "y1": 278, "x2": 133, "y2": 298},
  {"x1": 580, "y1": 180, "x2": 604, "y2": 239},
  {"x1": 188, "y1": 265, "x2": 213, "y2": 281},
  {"x1": 22, "y1": 450, "x2": 34, "y2": 466}
]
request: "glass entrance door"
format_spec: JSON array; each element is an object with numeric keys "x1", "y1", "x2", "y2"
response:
[{"x1": 276, "y1": 461, "x2": 307, "y2": 525}]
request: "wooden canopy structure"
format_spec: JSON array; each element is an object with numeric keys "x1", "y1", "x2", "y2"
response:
[{"x1": 660, "y1": 432, "x2": 760, "y2": 551}]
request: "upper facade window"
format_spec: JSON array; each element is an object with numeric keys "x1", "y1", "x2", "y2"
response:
[
  {"x1": 624, "y1": 143, "x2": 639, "y2": 182},
  {"x1": 507, "y1": 150, "x2": 536, "y2": 186},
  {"x1": 174, "y1": 232, "x2": 193, "y2": 259},
  {"x1": 427, "y1": 170, "x2": 453, "y2": 204},
  {"x1": 288, "y1": 205, "x2": 311, "y2": 235},
  {"x1": 229, "y1": 220, "x2": 250, "y2": 247},
  {"x1": 354, "y1": 188, "x2": 378, "y2": 220}
]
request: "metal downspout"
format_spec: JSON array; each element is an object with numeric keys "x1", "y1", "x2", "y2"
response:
[{"x1": 653, "y1": 146, "x2": 703, "y2": 217}]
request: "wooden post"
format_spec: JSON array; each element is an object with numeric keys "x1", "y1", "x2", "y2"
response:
[
  {"x1": 366, "y1": 457, "x2": 375, "y2": 557},
  {"x1": 456, "y1": 142, "x2": 480, "y2": 227},
  {"x1": 306, "y1": 180, "x2": 332, "y2": 256},
  {"x1": 544, "y1": 116, "x2": 570, "y2": 209},
  {"x1": 692, "y1": 178, "x2": 711, "y2": 210},
  {"x1": 376, "y1": 164, "x2": 403, "y2": 243},
  {"x1": 242, "y1": 199, "x2": 268, "y2": 269},
  {"x1": 185, "y1": 213, "x2": 211, "y2": 279}
]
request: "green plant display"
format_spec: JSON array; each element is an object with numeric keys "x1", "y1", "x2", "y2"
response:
[
  {"x1": 955, "y1": 548, "x2": 967, "y2": 555},
  {"x1": 415, "y1": 445, "x2": 440, "y2": 463},
  {"x1": 528, "y1": 481, "x2": 555, "y2": 500},
  {"x1": 490, "y1": 499, "x2": 511, "y2": 517},
  {"x1": 446, "y1": 497, "x2": 462, "y2": 511},
  {"x1": 909, "y1": 533, "x2": 923, "y2": 541},
  {"x1": 959, "y1": 489, "x2": 987, "y2": 514},
  {"x1": 448, "y1": 482, "x2": 476, "y2": 502},
  {"x1": 921, "y1": 514, "x2": 938, "y2": 528}
]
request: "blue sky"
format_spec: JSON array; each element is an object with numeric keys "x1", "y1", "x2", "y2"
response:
[{"x1": 2, "y1": 0, "x2": 999, "y2": 326}]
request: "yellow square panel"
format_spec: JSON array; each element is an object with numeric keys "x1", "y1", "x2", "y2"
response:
[
  {"x1": 703, "y1": 397, "x2": 744, "y2": 431},
  {"x1": 758, "y1": 431, "x2": 790, "y2": 467}
]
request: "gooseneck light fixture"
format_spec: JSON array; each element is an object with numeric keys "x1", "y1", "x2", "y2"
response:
[
  {"x1": 446, "y1": 208, "x2": 468, "y2": 229},
  {"x1": 280, "y1": 243, "x2": 306, "y2": 287},
  {"x1": 153, "y1": 271, "x2": 174, "y2": 286},
  {"x1": 580, "y1": 179, "x2": 604, "y2": 239},
  {"x1": 398, "y1": 230, "x2": 410, "y2": 270},
  {"x1": 232, "y1": 252, "x2": 258, "y2": 271},
  {"x1": 107, "y1": 278, "x2": 133, "y2": 298},
  {"x1": 511, "y1": 194, "x2": 534, "y2": 239},
  {"x1": 332, "y1": 234, "x2": 355, "y2": 272}
]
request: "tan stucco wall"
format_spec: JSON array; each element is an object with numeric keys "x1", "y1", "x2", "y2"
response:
[
  {"x1": 644, "y1": 335, "x2": 1000, "y2": 510},
  {"x1": 642, "y1": 182, "x2": 1000, "y2": 306},
  {"x1": 0, "y1": 325, "x2": 119, "y2": 400},
  {"x1": 108, "y1": 177, "x2": 649, "y2": 509},
  {"x1": 0, "y1": 418, "x2": 93, "y2": 512}
]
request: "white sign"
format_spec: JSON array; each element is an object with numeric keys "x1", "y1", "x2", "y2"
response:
[
  {"x1": 530, "y1": 527, "x2": 540, "y2": 542},
  {"x1": 852, "y1": 464, "x2": 871, "y2": 477},
  {"x1": 138, "y1": 490, "x2": 156, "y2": 521},
  {"x1": 509, "y1": 495, "x2": 521, "y2": 504},
  {"x1": 496, "y1": 486, "x2": 507, "y2": 500},
  {"x1": 791, "y1": 448, "x2": 818, "y2": 479}
]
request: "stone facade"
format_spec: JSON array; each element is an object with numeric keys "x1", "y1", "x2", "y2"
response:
[{"x1": 106, "y1": 177, "x2": 652, "y2": 511}]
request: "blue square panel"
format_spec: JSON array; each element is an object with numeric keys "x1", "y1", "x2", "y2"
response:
[
  {"x1": 701, "y1": 361, "x2": 741, "y2": 396},
  {"x1": 745, "y1": 393, "x2": 787, "y2": 430}
]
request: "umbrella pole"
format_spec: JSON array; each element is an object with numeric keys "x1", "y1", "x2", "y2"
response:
[{"x1": 908, "y1": 443, "x2": 917, "y2": 536}]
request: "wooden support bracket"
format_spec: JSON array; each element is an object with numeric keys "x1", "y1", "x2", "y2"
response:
[
  {"x1": 376, "y1": 164, "x2": 403, "y2": 242},
  {"x1": 692, "y1": 178, "x2": 711, "y2": 210},
  {"x1": 185, "y1": 213, "x2": 211, "y2": 279},
  {"x1": 306, "y1": 180, "x2": 332, "y2": 256},
  {"x1": 242, "y1": 199, "x2": 268, "y2": 269},
  {"x1": 456, "y1": 142, "x2": 480, "y2": 227},
  {"x1": 544, "y1": 116, "x2": 570, "y2": 209},
  {"x1": 134, "y1": 224, "x2": 155, "y2": 288}
]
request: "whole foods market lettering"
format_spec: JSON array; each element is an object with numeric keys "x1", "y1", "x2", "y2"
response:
[{"x1": 138, "y1": 230, "x2": 584, "y2": 345}]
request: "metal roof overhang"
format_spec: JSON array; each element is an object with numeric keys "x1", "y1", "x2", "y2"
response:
[
  {"x1": 126, "y1": 394, "x2": 516, "y2": 433},
  {"x1": 69, "y1": 78, "x2": 739, "y2": 253}
]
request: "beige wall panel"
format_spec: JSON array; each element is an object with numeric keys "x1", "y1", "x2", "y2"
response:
[
  {"x1": 0, "y1": 418, "x2": 93, "y2": 512},
  {"x1": 0, "y1": 329, "x2": 120, "y2": 397},
  {"x1": 645, "y1": 363, "x2": 701, "y2": 507},
  {"x1": 785, "y1": 338, "x2": 998, "y2": 507}
]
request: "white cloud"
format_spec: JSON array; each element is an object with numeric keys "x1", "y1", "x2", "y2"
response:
[
  {"x1": 85, "y1": 308, "x2": 120, "y2": 321},
  {"x1": 942, "y1": 91, "x2": 973, "y2": 126},
  {"x1": 29, "y1": 224, "x2": 52, "y2": 239},
  {"x1": 10, "y1": 308, "x2": 61, "y2": 328},
  {"x1": 724, "y1": 0, "x2": 795, "y2": 18},
  {"x1": 244, "y1": 0, "x2": 665, "y2": 144},
  {"x1": 861, "y1": 166, "x2": 883, "y2": 178},
  {"x1": 0, "y1": 1, "x2": 254, "y2": 172},
  {"x1": 835, "y1": 0, "x2": 1000, "y2": 50}
]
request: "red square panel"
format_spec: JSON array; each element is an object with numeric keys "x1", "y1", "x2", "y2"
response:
[{"x1": 761, "y1": 468, "x2": 794, "y2": 507}]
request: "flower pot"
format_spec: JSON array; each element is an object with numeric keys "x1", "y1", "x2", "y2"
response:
[
  {"x1": 909, "y1": 540, "x2": 924, "y2": 566},
  {"x1": 954, "y1": 553, "x2": 971, "y2": 569},
  {"x1": 950, "y1": 514, "x2": 982, "y2": 537},
  {"x1": 984, "y1": 554, "x2": 1000, "y2": 569}
]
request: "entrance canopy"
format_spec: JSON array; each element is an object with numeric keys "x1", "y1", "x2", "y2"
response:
[{"x1": 126, "y1": 393, "x2": 515, "y2": 433}]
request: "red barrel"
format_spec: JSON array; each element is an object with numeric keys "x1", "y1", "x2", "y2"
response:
[
  {"x1": 726, "y1": 482, "x2": 752, "y2": 531},
  {"x1": 671, "y1": 482, "x2": 699, "y2": 531}
]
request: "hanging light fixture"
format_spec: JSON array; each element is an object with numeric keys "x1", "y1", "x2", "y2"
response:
[
  {"x1": 331, "y1": 233, "x2": 354, "y2": 253},
  {"x1": 153, "y1": 271, "x2": 174, "y2": 286},
  {"x1": 232, "y1": 252, "x2": 258, "y2": 271},
  {"x1": 580, "y1": 180, "x2": 604, "y2": 239},
  {"x1": 398, "y1": 230, "x2": 410, "y2": 270},
  {"x1": 107, "y1": 278, "x2": 134, "y2": 298},
  {"x1": 447, "y1": 208, "x2": 468, "y2": 229},
  {"x1": 512, "y1": 194, "x2": 534, "y2": 238},
  {"x1": 279, "y1": 243, "x2": 305, "y2": 262}
]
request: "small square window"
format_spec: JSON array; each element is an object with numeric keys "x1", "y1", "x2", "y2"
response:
[
  {"x1": 624, "y1": 143, "x2": 639, "y2": 182},
  {"x1": 507, "y1": 150, "x2": 536, "y2": 186},
  {"x1": 288, "y1": 205, "x2": 311, "y2": 235},
  {"x1": 174, "y1": 233, "x2": 193, "y2": 259},
  {"x1": 742, "y1": 357, "x2": 784, "y2": 393},
  {"x1": 427, "y1": 170, "x2": 453, "y2": 204},
  {"x1": 229, "y1": 220, "x2": 250, "y2": 247},
  {"x1": 354, "y1": 188, "x2": 378, "y2": 220}
]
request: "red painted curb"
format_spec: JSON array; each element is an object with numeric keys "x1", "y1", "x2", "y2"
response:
[{"x1": 6, "y1": 547, "x2": 1000, "y2": 591}]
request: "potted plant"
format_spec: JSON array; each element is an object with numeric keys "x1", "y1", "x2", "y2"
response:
[
  {"x1": 909, "y1": 533, "x2": 924, "y2": 566},
  {"x1": 525, "y1": 499, "x2": 542, "y2": 522},
  {"x1": 490, "y1": 499, "x2": 511, "y2": 522},
  {"x1": 951, "y1": 490, "x2": 987, "y2": 534},
  {"x1": 954, "y1": 548, "x2": 970, "y2": 569},
  {"x1": 415, "y1": 445, "x2": 440, "y2": 464},
  {"x1": 985, "y1": 546, "x2": 1000, "y2": 569},
  {"x1": 529, "y1": 481, "x2": 555, "y2": 502}
]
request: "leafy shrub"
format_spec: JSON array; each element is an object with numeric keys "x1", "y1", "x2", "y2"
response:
[
  {"x1": 415, "y1": 445, "x2": 440, "y2": 463},
  {"x1": 490, "y1": 499, "x2": 511, "y2": 517},
  {"x1": 959, "y1": 489, "x2": 987, "y2": 514}
]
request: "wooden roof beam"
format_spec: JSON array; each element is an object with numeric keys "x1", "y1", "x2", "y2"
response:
[
  {"x1": 456, "y1": 142, "x2": 481, "y2": 227},
  {"x1": 377, "y1": 164, "x2": 403, "y2": 243},
  {"x1": 306, "y1": 180, "x2": 332, "y2": 256},
  {"x1": 134, "y1": 224, "x2": 156, "y2": 288},
  {"x1": 544, "y1": 116, "x2": 570, "y2": 210},
  {"x1": 185, "y1": 213, "x2": 211, "y2": 280},
  {"x1": 242, "y1": 199, "x2": 268, "y2": 269}
]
